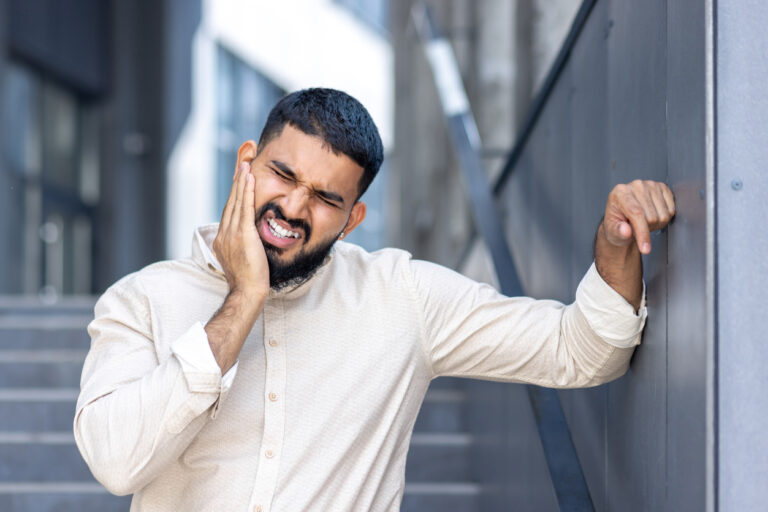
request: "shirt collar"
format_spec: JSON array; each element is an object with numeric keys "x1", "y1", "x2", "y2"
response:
[{"x1": 191, "y1": 223, "x2": 336, "y2": 299}]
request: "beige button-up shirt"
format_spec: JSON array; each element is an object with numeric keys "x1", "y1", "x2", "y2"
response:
[{"x1": 74, "y1": 224, "x2": 646, "y2": 511}]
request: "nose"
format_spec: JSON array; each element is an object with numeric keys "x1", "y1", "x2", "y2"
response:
[{"x1": 280, "y1": 184, "x2": 311, "y2": 221}]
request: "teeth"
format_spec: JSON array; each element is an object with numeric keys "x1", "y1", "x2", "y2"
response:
[{"x1": 267, "y1": 218, "x2": 300, "y2": 239}]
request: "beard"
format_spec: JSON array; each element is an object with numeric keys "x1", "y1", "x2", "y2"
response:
[{"x1": 258, "y1": 202, "x2": 342, "y2": 290}]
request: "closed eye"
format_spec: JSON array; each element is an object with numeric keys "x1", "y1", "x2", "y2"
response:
[
  {"x1": 315, "y1": 193, "x2": 340, "y2": 208},
  {"x1": 272, "y1": 168, "x2": 294, "y2": 182},
  {"x1": 268, "y1": 160, "x2": 345, "y2": 208}
]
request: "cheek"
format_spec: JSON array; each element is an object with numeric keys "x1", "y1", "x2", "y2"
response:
[
  {"x1": 307, "y1": 207, "x2": 346, "y2": 240},
  {"x1": 252, "y1": 174, "x2": 279, "y2": 209}
]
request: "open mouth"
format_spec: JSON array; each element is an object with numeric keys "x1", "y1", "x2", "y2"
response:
[
  {"x1": 258, "y1": 211, "x2": 305, "y2": 250},
  {"x1": 266, "y1": 217, "x2": 300, "y2": 239}
]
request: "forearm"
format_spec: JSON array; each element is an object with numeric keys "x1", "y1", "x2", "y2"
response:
[
  {"x1": 74, "y1": 355, "x2": 216, "y2": 495},
  {"x1": 205, "y1": 290, "x2": 265, "y2": 373},
  {"x1": 594, "y1": 221, "x2": 643, "y2": 312}
]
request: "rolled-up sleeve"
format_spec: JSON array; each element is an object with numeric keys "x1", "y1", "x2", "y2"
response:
[
  {"x1": 575, "y1": 262, "x2": 647, "y2": 348},
  {"x1": 171, "y1": 322, "x2": 238, "y2": 409},
  {"x1": 74, "y1": 279, "x2": 233, "y2": 496},
  {"x1": 409, "y1": 259, "x2": 646, "y2": 388}
]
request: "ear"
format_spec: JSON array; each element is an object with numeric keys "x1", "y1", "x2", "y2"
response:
[
  {"x1": 340, "y1": 201, "x2": 367, "y2": 239},
  {"x1": 237, "y1": 140, "x2": 258, "y2": 167}
]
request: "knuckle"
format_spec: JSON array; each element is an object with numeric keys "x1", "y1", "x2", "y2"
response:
[{"x1": 626, "y1": 203, "x2": 644, "y2": 217}]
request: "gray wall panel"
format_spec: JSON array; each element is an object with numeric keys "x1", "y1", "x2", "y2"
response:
[
  {"x1": 666, "y1": 0, "x2": 708, "y2": 509},
  {"x1": 716, "y1": 1, "x2": 768, "y2": 509},
  {"x1": 605, "y1": 0, "x2": 668, "y2": 509},
  {"x1": 397, "y1": 0, "x2": 722, "y2": 508},
  {"x1": 560, "y1": 1, "x2": 611, "y2": 509},
  {"x1": 530, "y1": 65, "x2": 574, "y2": 304},
  {"x1": 501, "y1": 151, "x2": 534, "y2": 292},
  {"x1": 494, "y1": 0, "x2": 713, "y2": 509}
]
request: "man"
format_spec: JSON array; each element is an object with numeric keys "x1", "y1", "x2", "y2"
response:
[{"x1": 74, "y1": 88, "x2": 674, "y2": 511}]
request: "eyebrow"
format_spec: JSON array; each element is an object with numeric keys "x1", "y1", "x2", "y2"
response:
[{"x1": 270, "y1": 160, "x2": 346, "y2": 206}]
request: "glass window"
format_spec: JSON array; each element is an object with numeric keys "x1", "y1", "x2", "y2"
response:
[
  {"x1": 0, "y1": 62, "x2": 98, "y2": 297},
  {"x1": 216, "y1": 46, "x2": 284, "y2": 213},
  {"x1": 342, "y1": 159, "x2": 388, "y2": 252},
  {"x1": 2, "y1": 64, "x2": 41, "y2": 176},
  {"x1": 333, "y1": 0, "x2": 389, "y2": 34}
]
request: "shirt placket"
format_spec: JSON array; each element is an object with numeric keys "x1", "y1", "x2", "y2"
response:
[{"x1": 248, "y1": 298, "x2": 287, "y2": 512}]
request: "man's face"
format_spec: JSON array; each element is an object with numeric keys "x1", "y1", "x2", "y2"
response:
[{"x1": 245, "y1": 125, "x2": 366, "y2": 288}]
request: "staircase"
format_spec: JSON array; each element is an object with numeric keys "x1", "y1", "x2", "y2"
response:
[
  {"x1": 0, "y1": 300, "x2": 476, "y2": 512},
  {"x1": 0, "y1": 299, "x2": 130, "y2": 511},
  {"x1": 403, "y1": 377, "x2": 478, "y2": 511}
]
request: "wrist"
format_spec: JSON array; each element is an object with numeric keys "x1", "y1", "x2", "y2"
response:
[
  {"x1": 226, "y1": 288, "x2": 266, "y2": 319},
  {"x1": 596, "y1": 221, "x2": 638, "y2": 261}
]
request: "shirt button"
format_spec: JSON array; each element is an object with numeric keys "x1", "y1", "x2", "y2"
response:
[
  {"x1": 269, "y1": 339, "x2": 278, "y2": 347},
  {"x1": 268, "y1": 392, "x2": 278, "y2": 402},
  {"x1": 265, "y1": 449, "x2": 274, "y2": 459},
  {"x1": 254, "y1": 506, "x2": 263, "y2": 512}
]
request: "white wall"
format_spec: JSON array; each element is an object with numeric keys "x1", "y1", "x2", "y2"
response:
[{"x1": 166, "y1": 0, "x2": 393, "y2": 259}]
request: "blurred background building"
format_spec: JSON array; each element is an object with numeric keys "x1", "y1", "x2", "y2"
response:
[{"x1": 1, "y1": 0, "x2": 767, "y2": 511}]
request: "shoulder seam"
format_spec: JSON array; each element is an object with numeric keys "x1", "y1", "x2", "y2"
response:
[{"x1": 401, "y1": 258, "x2": 437, "y2": 379}]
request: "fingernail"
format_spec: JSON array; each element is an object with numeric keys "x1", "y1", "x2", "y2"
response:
[{"x1": 642, "y1": 242, "x2": 650, "y2": 253}]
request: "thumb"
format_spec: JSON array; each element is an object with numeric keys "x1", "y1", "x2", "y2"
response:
[
  {"x1": 604, "y1": 218, "x2": 634, "y2": 247},
  {"x1": 617, "y1": 220, "x2": 633, "y2": 240}
]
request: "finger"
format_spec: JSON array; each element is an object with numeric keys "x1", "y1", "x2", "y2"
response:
[
  {"x1": 660, "y1": 183, "x2": 676, "y2": 217},
  {"x1": 221, "y1": 162, "x2": 246, "y2": 229},
  {"x1": 231, "y1": 162, "x2": 248, "y2": 231},
  {"x1": 621, "y1": 194, "x2": 652, "y2": 254},
  {"x1": 243, "y1": 173, "x2": 256, "y2": 229},
  {"x1": 638, "y1": 186, "x2": 662, "y2": 228},
  {"x1": 649, "y1": 185, "x2": 672, "y2": 229}
]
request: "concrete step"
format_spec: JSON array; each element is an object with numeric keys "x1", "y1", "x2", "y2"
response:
[
  {"x1": 0, "y1": 390, "x2": 79, "y2": 432},
  {"x1": 414, "y1": 389, "x2": 466, "y2": 433},
  {"x1": 401, "y1": 483, "x2": 479, "y2": 512},
  {"x1": 0, "y1": 326, "x2": 91, "y2": 350},
  {"x1": 0, "y1": 296, "x2": 95, "y2": 315},
  {"x1": 0, "y1": 434, "x2": 93, "y2": 482},
  {"x1": 0, "y1": 359, "x2": 85, "y2": 389},
  {"x1": 0, "y1": 483, "x2": 129, "y2": 512},
  {"x1": 404, "y1": 433, "x2": 472, "y2": 482}
]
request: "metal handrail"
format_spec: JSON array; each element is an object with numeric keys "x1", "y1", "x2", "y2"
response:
[
  {"x1": 455, "y1": 0, "x2": 598, "y2": 271},
  {"x1": 412, "y1": 3, "x2": 595, "y2": 510},
  {"x1": 492, "y1": 0, "x2": 597, "y2": 195}
]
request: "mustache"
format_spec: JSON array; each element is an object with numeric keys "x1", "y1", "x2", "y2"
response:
[{"x1": 258, "y1": 203, "x2": 312, "y2": 241}]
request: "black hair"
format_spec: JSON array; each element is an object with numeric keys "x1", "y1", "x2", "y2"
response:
[{"x1": 257, "y1": 88, "x2": 384, "y2": 200}]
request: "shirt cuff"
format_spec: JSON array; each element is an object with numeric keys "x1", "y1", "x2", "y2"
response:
[
  {"x1": 170, "y1": 322, "x2": 239, "y2": 418},
  {"x1": 221, "y1": 362, "x2": 238, "y2": 390},
  {"x1": 575, "y1": 262, "x2": 648, "y2": 348}
]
